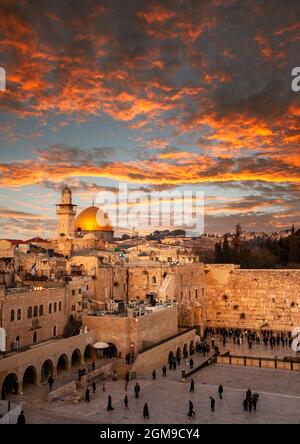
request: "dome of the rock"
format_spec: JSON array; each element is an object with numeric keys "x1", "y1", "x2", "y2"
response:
[{"x1": 74, "y1": 206, "x2": 113, "y2": 232}]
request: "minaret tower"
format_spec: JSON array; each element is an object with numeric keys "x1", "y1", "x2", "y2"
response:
[{"x1": 56, "y1": 186, "x2": 77, "y2": 236}]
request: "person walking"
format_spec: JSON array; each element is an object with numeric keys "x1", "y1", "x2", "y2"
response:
[
  {"x1": 124, "y1": 394, "x2": 129, "y2": 409},
  {"x1": 48, "y1": 375, "x2": 54, "y2": 391},
  {"x1": 187, "y1": 400, "x2": 196, "y2": 418},
  {"x1": 143, "y1": 403, "x2": 150, "y2": 419},
  {"x1": 107, "y1": 395, "x2": 114, "y2": 410},
  {"x1": 85, "y1": 387, "x2": 90, "y2": 403},
  {"x1": 252, "y1": 393, "x2": 259, "y2": 411},
  {"x1": 17, "y1": 410, "x2": 25, "y2": 424},
  {"x1": 246, "y1": 388, "x2": 252, "y2": 401},
  {"x1": 134, "y1": 382, "x2": 141, "y2": 399},
  {"x1": 92, "y1": 360, "x2": 96, "y2": 371},
  {"x1": 243, "y1": 398, "x2": 248, "y2": 411},
  {"x1": 189, "y1": 358, "x2": 194, "y2": 370},
  {"x1": 210, "y1": 396, "x2": 215, "y2": 412},
  {"x1": 92, "y1": 382, "x2": 96, "y2": 394},
  {"x1": 248, "y1": 397, "x2": 253, "y2": 412},
  {"x1": 190, "y1": 378, "x2": 195, "y2": 393},
  {"x1": 152, "y1": 369, "x2": 156, "y2": 380},
  {"x1": 218, "y1": 384, "x2": 224, "y2": 399},
  {"x1": 162, "y1": 365, "x2": 167, "y2": 377}
]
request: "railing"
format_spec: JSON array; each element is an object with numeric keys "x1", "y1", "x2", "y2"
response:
[{"x1": 216, "y1": 353, "x2": 300, "y2": 371}]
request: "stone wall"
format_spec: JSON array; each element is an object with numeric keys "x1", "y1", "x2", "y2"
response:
[
  {"x1": 131, "y1": 328, "x2": 196, "y2": 375},
  {"x1": 204, "y1": 265, "x2": 300, "y2": 331},
  {"x1": 82, "y1": 306, "x2": 178, "y2": 356}
]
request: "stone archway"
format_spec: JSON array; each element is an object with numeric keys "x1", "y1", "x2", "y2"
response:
[
  {"x1": 1, "y1": 373, "x2": 18, "y2": 399},
  {"x1": 23, "y1": 366, "x2": 37, "y2": 388},
  {"x1": 71, "y1": 349, "x2": 82, "y2": 367},
  {"x1": 41, "y1": 359, "x2": 54, "y2": 382},
  {"x1": 183, "y1": 343, "x2": 188, "y2": 359},
  {"x1": 84, "y1": 344, "x2": 93, "y2": 360},
  {"x1": 189, "y1": 340, "x2": 195, "y2": 355},
  {"x1": 176, "y1": 347, "x2": 182, "y2": 364},
  {"x1": 57, "y1": 354, "x2": 68, "y2": 374}
]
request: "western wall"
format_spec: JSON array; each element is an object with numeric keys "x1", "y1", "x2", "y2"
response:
[{"x1": 201, "y1": 265, "x2": 300, "y2": 332}]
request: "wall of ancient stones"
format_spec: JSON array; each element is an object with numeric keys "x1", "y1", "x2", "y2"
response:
[{"x1": 203, "y1": 265, "x2": 300, "y2": 332}]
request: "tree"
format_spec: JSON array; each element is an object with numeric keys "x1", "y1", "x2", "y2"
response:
[
  {"x1": 214, "y1": 242, "x2": 223, "y2": 263},
  {"x1": 288, "y1": 224, "x2": 298, "y2": 263},
  {"x1": 222, "y1": 234, "x2": 232, "y2": 263}
]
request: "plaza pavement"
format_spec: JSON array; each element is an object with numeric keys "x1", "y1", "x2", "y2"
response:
[{"x1": 19, "y1": 355, "x2": 300, "y2": 424}]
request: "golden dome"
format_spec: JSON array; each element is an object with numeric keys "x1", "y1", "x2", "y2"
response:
[{"x1": 74, "y1": 206, "x2": 113, "y2": 232}]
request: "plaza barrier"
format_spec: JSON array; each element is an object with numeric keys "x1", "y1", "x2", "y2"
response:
[{"x1": 216, "y1": 354, "x2": 300, "y2": 371}]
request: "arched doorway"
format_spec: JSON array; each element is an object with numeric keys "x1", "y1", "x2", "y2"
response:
[
  {"x1": 1, "y1": 373, "x2": 18, "y2": 399},
  {"x1": 176, "y1": 347, "x2": 181, "y2": 364},
  {"x1": 84, "y1": 344, "x2": 93, "y2": 360},
  {"x1": 41, "y1": 359, "x2": 54, "y2": 382},
  {"x1": 103, "y1": 343, "x2": 117, "y2": 359},
  {"x1": 168, "y1": 350, "x2": 174, "y2": 369},
  {"x1": 183, "y1": 343, "x2": 188, "y2": 359},
  {"x1": 71, "y1": 349, "x2": 81, "y2": 367},
  {"x1": 189, "y1": 340, "x2": 195, "y2": 355},
  {"x1": 57, "y1": 354, "x2": 68, "y2": 374},
  {"x1": 23, "y1": 366, "x2": 37, "y2": 388}
]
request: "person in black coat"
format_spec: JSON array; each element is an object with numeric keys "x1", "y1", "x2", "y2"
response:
[
  {"x1": 143, "y1": 403, "x2": 150, "y2": 419},
  {"x1": 124, "y1": 394, "x2": 129, "y2": 409},
  {"x1": 92, "y1": 382, "x2": 96, "y2": 393},
  {"x1": 17, "y1": 411, "x2": 25, "y2": 424},
  {"x1": 210, "y1": 396, "x2": 215, "y2": 412},
  {"x1": 85, "y1": 387, "x2": 90, "y2": 402},
  {"x1": 187, "y1": 400, "x2": 196, "y2": 418},
  {"x1": 190, "y1": 379, "x2": 195, "y2": 393},
  {"x1": 218, "y1": 384, "x2": 224, "y2": 399},
  {"x1": 134, "y1": 382, "x2": 141, "y2": 399},
  {"x1": 107, "y1": 394, "x2": 114, "y2": 410},
  {"x1": 48, "y1": 375, "x2": 54, "y2": 391}
]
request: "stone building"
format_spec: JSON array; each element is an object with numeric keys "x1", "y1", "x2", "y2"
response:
[{"x1": 0, "y1": 285, "x2": 68, "y2": 351}]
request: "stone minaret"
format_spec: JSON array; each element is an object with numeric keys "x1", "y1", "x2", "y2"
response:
[{"x1": 56, "y1": 186, "x2": 77, "y2": 236}]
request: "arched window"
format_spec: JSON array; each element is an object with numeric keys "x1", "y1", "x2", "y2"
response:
[
  {"x1": 59, "y1": 301, "x2": 62, "y2": 311},
  {"x1": 33, "y1": 332, "x2": 37, "y2": 343},
  {"x1": 54, "y1": 302, "x2": 57, "y2": 313},
  {"x1": 10, "y1": 309, "x2": 15, "y2": 322},
  {"x1": 27, "y1": 306, "x2": 32, "y2": 319},
  {"x1": 39, "y1": 305, "x2": 43, "y2": 316},
  {"x1": 33, "y1": 305, "x2": 38, "y2": 317},
  {"x1": 17, "y1": 308, "x2": 22, "y2": 321},
  {"x1": 49, "y1": 303, "x2": 52, "y2": 314},
  {"x1": 53, "y1": 325, "x2": 57, "y2": 337}
]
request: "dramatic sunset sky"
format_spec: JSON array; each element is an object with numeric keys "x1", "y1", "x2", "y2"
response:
[{"x1": 0, "y1": 0, "x2": 300, "y2": 239}]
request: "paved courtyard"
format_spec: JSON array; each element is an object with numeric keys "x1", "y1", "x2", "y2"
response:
[{"x1": 17, "y1": 360, "x2": 300, "y2": 424}]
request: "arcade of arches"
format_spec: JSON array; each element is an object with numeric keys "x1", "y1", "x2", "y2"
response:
[{"x1": 0, "y1": 342, "x2": 98, "y2": 399}]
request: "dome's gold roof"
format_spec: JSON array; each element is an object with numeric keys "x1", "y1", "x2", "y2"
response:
[{"x1": 74, "y1": 206, "x2": 113, "y2": 232}]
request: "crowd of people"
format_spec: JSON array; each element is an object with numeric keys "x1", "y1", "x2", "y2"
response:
[{"x1": 203, "y1": 327, "x2": 295, "y2": 350}]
